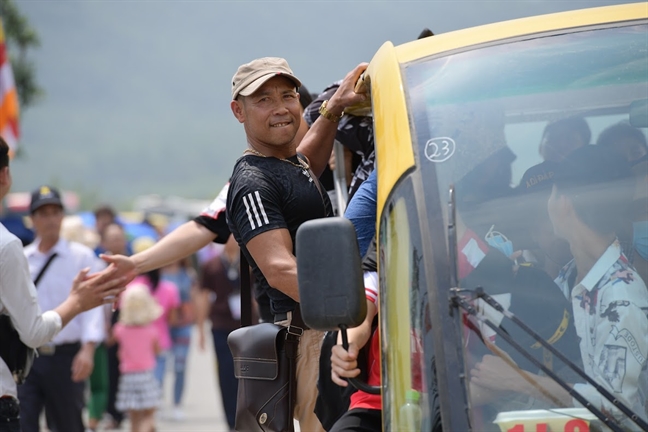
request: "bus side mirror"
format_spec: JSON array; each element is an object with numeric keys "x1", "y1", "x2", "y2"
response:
[{"x1": 296, "y1": 217, "x2": 366, "y2": 331}]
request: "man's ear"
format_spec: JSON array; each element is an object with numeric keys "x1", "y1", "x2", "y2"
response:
[
  {"x1": 231, "y1": 99, "x2": 245, "y2": 124},
  {"x1": 0, "y1": 166, "x2": 8, "y2": 186}
]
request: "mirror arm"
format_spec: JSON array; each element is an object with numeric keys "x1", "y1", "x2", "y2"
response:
[{"x1": 340, "y1": 325, "x2": 382, "y2": 395}]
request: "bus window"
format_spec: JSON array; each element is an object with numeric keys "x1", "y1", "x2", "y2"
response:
[{"x1": 405, "y1": 23, "x2": 648, "y2": 430}]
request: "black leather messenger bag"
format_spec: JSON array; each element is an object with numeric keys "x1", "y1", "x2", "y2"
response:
[
  {"x1": 228, "y1": 322, "x2": 299, "y2": 432},
  {"x1": 227, "y1": 254, "x2": 300, "y2": 432}
]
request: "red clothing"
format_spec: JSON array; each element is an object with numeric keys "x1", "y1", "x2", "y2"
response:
[
  {"x1": 349, "y1": 327, "x2": 381, "y2": 410},
  {"x1": 349, "y1": 271, "x2": 382, "y2": 410},
  {"x1": 348, "y1": 230, "x2": 488, "y2": 412}
]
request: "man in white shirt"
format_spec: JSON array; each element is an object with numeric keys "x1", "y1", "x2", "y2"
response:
[
  {"x1": 17, "y1": 185, "x2": 111, "y2": 432},
  {"x1": 549, "y1": 145, "x2": 648, "y2": 427},
  {"x1": 0, "y1": 138, "x2": 126, "y2": 432}
]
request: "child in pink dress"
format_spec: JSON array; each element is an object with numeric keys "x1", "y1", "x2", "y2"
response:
[
  {"x1": 128, "y1": 273, "x2": 180, "y2": 386},
  {"x1": 114, "y1": 284, "x2": 162, "y2": 432}
]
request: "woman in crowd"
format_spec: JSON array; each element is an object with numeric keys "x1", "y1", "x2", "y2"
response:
[{"x1": 162, "y1": 256, "x2": 197, "y2": 421}]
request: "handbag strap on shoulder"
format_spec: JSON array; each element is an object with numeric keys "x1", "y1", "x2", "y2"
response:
[
  {"x1": 239, "y1": 251, "x2": 253, "y2": 327},
  {"x1": 34, "y1": 253, "x2": 58, "y2": 287},
  {"x1": 297, "y1": 153, "x2": 328, "y2": 217}
]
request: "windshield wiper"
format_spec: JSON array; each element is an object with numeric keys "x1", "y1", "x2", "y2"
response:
[
  {"x1": 447, "y1": 185, "x2": 474, "y2": 428},
  {"x1": 474, "y1": 289, "x2": 647, "y2": 431},
  {"x1": 452, "y1": 290, "x2": 647, "y2": 432},
  {"x1": 444, "y1": 185, "x2": 647, "y2": 432}
]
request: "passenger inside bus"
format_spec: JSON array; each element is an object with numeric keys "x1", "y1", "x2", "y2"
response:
[
  {"x1": 469, "y1": 145, "x2": 648, "y2": 428},
  {"x1": 538, "y1": 116, "x2": 590, "y2": 163},
  {"x1": 511, "y1": 161, "x2": 573, "y2": 279},
  {"x1": 452, "y1": 147, "x2": 582, "y2": 430},
  {"x1": 597, "y1": 122, "x2": 648, "y2": 165},
  {"x1": 596, "y1": 122, "x2": 648, "y2": 284},
  {"x1": 500, "y1": 117, "x2": 591, "y2": 277}
]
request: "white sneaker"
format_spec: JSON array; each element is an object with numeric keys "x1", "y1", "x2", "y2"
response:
[{"x1": 171, "y1": 407, "x2": 185, "y2": 422}]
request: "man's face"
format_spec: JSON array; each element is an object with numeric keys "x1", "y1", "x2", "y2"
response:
[
  {"x1": 233, "y1": 76, "x2": 301, "y2": 148},
  {"x1": 541, "y1": 130, "x2": 584, "y2": 162},
  {"x1": 101, "y1": 224, "x2": 127, "y2": 255},
  {"x1": 95, "y1": 214, "x2": 114, "y2": 236},
  {"x1": 31, "y1": 204, "x2": 64, "y2": 242},
  {"x1": 611, "y1": 136, "x2": 648, "y2": 164}
]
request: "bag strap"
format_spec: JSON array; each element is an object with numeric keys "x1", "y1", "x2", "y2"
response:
[
  {"x1": 297, "y1": 153, "x2": 327, "y2": 216},
  {"x1": 239, "y1": 251, "x2": 252, "y2": 327},
  {"x1": 33, "y1": 253, "x2": 58, "y2": 287},
  {"x1": 285, "y1": 332, "x2": 300, "y2": 432}
]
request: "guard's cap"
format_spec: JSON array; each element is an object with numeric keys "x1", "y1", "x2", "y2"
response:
[{"x1": 29, "y1": 185, "x2": 64, "y2": 214}]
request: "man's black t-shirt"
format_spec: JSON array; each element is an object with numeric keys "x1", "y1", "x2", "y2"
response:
[{"x1": 226, "y1": 153, "x2": 333, "y2": 315}]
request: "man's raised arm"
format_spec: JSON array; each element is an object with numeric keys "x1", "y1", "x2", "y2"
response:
[{"x1": 297, "y1": 63, "x2": 368, "y2": 177}]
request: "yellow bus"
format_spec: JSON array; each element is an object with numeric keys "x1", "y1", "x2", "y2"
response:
[{"x1": 298, "y1": 3, "x2": 648, "y2": 431}]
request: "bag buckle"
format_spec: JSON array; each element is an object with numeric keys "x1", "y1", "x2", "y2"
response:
[{"x1": 286, "y1": 325, "x2": 303, "y2": 337}]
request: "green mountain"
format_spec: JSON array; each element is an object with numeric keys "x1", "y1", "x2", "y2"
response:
[{"x1": 8, "y1": 0, "x2": 637, "y2": 210}]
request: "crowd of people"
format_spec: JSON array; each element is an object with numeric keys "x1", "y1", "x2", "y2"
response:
[
  {"x1": 0, "y1": 51, "x2": 377, "y2": 432},
  {"x1": 1, "y1": 25, "x2": 647, "y2": 432}
]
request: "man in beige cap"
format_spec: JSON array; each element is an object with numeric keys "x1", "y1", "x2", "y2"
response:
[{"x1": 226, "y1": 57, "x2": 366, "y2": 432}]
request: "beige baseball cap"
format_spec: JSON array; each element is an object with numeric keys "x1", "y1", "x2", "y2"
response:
[{"x1": 231, "y1": 57, "x2": 302, "y2": 100}]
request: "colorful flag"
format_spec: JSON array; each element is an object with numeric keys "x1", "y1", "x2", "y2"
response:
[{"x1": 0, "y1": 20, "x2": 20, "y2": 158}]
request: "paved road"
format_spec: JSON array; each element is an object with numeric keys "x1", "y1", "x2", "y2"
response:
[{"x1": 157, "y1": 327, "x2": 231, "y2": 431}]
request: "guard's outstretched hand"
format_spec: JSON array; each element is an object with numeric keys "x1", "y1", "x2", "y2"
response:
[{"x1": 69, "y1": 267, "x2": 127, "y2": 311}]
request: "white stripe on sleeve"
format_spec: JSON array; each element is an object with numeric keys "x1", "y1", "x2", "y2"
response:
[
  {"x1": 247, "y1": 193, "x2": 263, "y2": 227},
  {"x1": 254, "y1": 191, "x2": 270, "y2": 225},
  {"x1": 243, "y1": 194, "x2": 256, "y2": 229}
]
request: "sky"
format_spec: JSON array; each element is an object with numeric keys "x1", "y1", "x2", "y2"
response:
[{"x1": 8, "y1": 0, "x2": 644, "y2": 209}]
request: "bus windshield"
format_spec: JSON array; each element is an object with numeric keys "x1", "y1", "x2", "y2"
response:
[{"x1": 405, "y1": 23, "x2": 648, "y2": 431}]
